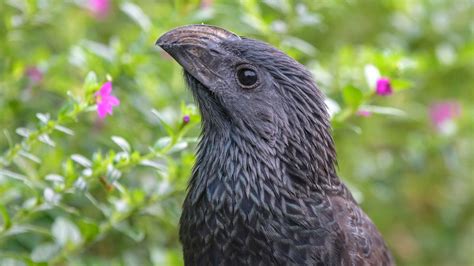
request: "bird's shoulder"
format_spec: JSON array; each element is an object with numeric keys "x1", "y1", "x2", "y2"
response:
[{"x1": 327, "y1": 190, "x2": 395, "y2": 266}]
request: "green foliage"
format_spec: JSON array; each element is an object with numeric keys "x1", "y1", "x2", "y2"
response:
[{"x1": 1, "y1": 0, "x2": 473, "y2": 265}]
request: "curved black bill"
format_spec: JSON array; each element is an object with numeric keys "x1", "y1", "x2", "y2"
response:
[{"x1": 156, "y1": 25, "x2": 240, "y2": 89}]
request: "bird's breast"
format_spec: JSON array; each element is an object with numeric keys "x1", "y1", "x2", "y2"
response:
[{"x1": 179, "y1": 181, "x2": 348, "y2": 265}]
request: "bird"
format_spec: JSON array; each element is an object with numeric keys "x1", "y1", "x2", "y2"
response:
[{"x1": 156, "y1": 24, "x2": 394, "y2": 266}]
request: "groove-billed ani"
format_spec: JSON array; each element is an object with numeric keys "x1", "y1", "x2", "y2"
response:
[{"x1": 156, "y1": 25, "x2": 394, "y2": 266}]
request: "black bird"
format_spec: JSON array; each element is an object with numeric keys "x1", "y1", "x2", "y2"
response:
[{"x1": 156, "y1": 25, "x2": 394, "y2": 266}]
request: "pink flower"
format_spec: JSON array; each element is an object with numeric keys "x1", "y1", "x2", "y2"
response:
[
  {"x1": 200, "y1": 0, "x2": 214, "y2": 9},
  {"x1": 376, "y1": 78, "x2": 393, "y2": 96},
  {"x1": 88, "y1": 0, "x2": 109, "y2": 19},
  {"x1": 183, "y1": 115, "x2": 190, "y2": 124},
  {"x1": 25, "y1": 66, "x2": 43, "y2": 83},
  {"x1": 429, "y1": 101, "x2": 461, "y2": 132},
  {"x1": 356, "y1": 110, "x2": 372, "y2": 117},
  {"x1": 95, "y1": 81, "x2": 120, "y2": 119}
]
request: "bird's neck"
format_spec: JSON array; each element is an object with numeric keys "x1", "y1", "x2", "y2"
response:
[
  {"x1": 186, "y1": 128, "x2": 284, "y2": 205},
  {"x1": 186, "y1": 120, "x2": 340, "y2": 205},
  {"x1": 276, "y1": 105, "x2": 340, "y2": 192}
]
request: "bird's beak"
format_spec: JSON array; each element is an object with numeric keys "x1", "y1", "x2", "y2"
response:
[{"x1": 156, "y1": 24, "x2": 240, "y2": 89}]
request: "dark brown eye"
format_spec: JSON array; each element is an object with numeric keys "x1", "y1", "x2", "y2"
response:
[{"x1": 236, "y1": 67, "x2": 258, "y2": 88}]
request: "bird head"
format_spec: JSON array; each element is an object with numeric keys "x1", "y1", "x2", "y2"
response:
[{"x1": 157, "y1": 25, "x2": 337, "y2": 187}]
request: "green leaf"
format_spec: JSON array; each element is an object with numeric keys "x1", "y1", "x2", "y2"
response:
[
  {"x1": 77, "y1": 219, "x2": 100, "y2": 242},
  {"x1": 43, "y1": 188, "x2": 61, "y2": 205},
  {"x1": 63, "y1": 159, "x2": 76, "y2": 186},
  {"x1": 364, "y1": 64, "x2": 381, "y2": 89},
  {"x1": 342, "y1": 85, "x2": 364, "y2": 108},
  {"x1": 71, "y1": 154, "x2": 92, "y2": 168},
  {"x1": 111, "y1": 136, "x2": 131, "y2": 152},
  {"x1": 45, "y1": 174, "x2": 65, "y2": 184},
  {"x1": 36, "y1": 113, "x2": 50, "y2": 124},
  {"x1": 51, "y1": 217, "x2": 82, "y2": 247},
  {"x1": 154, "y1": 137, "x2": 171, "y2": 151},
  {"x1": 0, "y1": 169, "x2": 29, "y2": 183},
  {"x1": 18, "y1": 150, "x2": 41, "y2": 164},
  {"x1": 58, "y1": 102, "x2": 74, "y2": 117},
  {"x1": 362, "y1": 105, "x2": 406, "y2": 116},
  {"x1": 168, "y1": 141, "x2": 188, "y2": 153},
  {"x1": 180, "y1": 103, "x2": 199, "y2": 117},
  {"x1": 15, "y1": 127, "x2": 31, "y2": 138},
  {"x1": 30, "y1": 243, "x2": 60, "y2": 262},
  {"x1": 151, "y1": 109, "x2": 174, "y2": 137},
  {"x1": 84, "y1": 71, "x2": 98, "y2": 92},
  {"x1": 38, "y1": 134, "x2": 56, "y2": 147},
  {"x1": 281, "y1": 36, "x2": 317, "y2": 56},
  {"x1": 83, "y1": 40, "x2": 115, "y2": 61},
  {"x1": 140, "y1": 159, "x2": 166, "y2": 172},
  {"x1": 120, "y1": 2, "x2": 151, "y2": 31},
  {"x1": 54, "y1": 125, "x2": 74, "y2": 135},
  {"x1": 113, "y1": 221, "x2": 145, "y2": 242},
  {"x1": 0, "y1": 204, "x2": 11, "y2": 230}
]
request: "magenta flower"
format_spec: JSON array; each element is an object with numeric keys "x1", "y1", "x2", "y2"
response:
[
  {"x1": 95, "y1": 81, "x2": 120, "y2": 119},
  {"x1": 200, "y1": 0, "x2": 214, "y2": 9},
  {"x1": 356, "y1": 110, "x2": 372, "y2": 117},
  {"x1": 375, "y1": 78, "x2": 393, "y2": 96},
  {"x1": 88, "y1": 0, "x2": 110, "y2": 19},
  {"x1": 183, "y1": 115, "x2": 190, "y2": 124},
  {"x1": 25, "y1": 66, "x2": 43, "y2": 83},
  {"x1": 429, "y1": 101, "x2": 461, "y2": 132}
]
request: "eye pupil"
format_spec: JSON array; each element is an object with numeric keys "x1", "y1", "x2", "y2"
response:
[{"x1": 237, "y1": 68, "x2": 258, "y2": 88}]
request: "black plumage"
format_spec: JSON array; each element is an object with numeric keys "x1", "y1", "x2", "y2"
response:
[{"x1": 157, "y1": 25, "x2": 394, "y2": 266}]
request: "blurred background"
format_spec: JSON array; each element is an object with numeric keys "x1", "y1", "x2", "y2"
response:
[{"x1": 0, "y1": 0, "x2": 473, "y2": 265}]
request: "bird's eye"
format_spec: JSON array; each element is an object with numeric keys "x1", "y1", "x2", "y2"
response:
[{"x1": 236, "y1": 66, "x2": 259, "y2": 89}]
